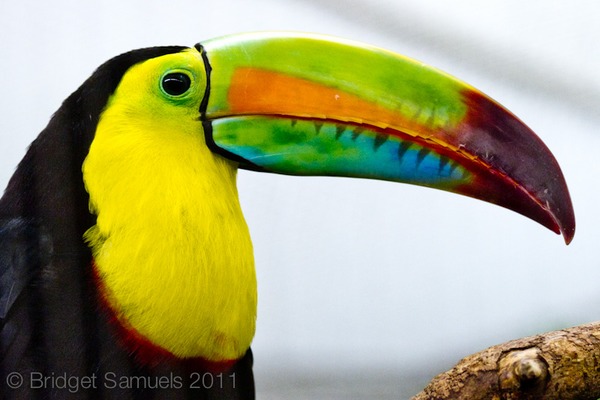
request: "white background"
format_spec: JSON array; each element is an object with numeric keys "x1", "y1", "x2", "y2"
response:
[{"x1": 1, "y1": 1, "x2": 598, "y2": 398}]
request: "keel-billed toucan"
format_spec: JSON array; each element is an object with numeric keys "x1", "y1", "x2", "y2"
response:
[{"x1": 0, "y1": 32, "x2": 574, "y2": 399}]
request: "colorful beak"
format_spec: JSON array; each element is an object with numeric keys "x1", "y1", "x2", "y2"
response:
[{"x1": 197, "y1": 32, "x2": 575, "y2": 244}]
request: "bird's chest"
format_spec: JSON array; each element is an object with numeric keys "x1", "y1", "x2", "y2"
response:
[
  {"x1": 87, "y1": 207, "x2": 256, "y2": 366},
  {"x1": 81, "y1": 115, "x2": 257, "y2": 366}
]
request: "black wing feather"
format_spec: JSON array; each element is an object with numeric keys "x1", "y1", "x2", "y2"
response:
[{"x1": 0, "y1": 218, "x2": 51, "y2": 320}]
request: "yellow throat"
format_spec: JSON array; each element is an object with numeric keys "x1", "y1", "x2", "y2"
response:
[{"x1": 82, "y1": 50, "x2": 256, "y2": 362}]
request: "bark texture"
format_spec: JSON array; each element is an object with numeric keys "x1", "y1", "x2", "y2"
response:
[{"x1": 413, "y1": 322, "x2": 600, "y2": 400}]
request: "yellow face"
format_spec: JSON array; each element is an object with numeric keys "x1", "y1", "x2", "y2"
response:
[{"x1": 82, "y1": 49, "x2": 256, "y2": 363}]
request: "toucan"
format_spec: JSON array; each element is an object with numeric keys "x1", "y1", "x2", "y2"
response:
[{"x1": 0, "y1": 32, "x2": 574, "y2": 399}]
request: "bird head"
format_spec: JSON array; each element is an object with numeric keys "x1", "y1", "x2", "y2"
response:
[{"x1": 84, "y1": 32, "x2": 574, "y2": 244}]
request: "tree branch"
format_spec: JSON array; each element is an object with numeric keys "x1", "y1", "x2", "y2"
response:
[{"x1": 412, "y1": 322, "x2": 600, "y2": 400}]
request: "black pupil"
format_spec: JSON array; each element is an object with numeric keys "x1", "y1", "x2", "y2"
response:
[{"x1": 162, "y1": 73, "x2": 191, "y2": 96}]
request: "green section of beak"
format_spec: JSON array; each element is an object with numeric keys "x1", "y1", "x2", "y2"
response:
[
  {"x1": 200, "y1": 32, "x2": 467, "y2": 132},
  {"x1": 197, "y1": 32, "x2": 575, "y2": 243}
]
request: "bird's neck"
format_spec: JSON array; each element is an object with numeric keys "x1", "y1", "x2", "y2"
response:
[{"x1": 82, "y1": 111, "x2": 256, "y2": 364}]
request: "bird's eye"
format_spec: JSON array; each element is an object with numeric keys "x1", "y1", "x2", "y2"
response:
[{"x1": 161, "y1": 72, "x2": 192, "y2": 97}]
